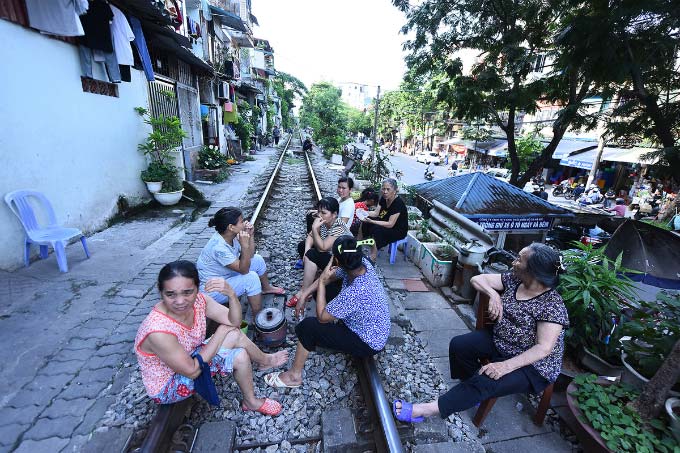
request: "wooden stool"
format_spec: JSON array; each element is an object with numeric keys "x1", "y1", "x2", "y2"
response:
[{"x1": 472, "y1": 293, "x2": 554, "y2": 427}]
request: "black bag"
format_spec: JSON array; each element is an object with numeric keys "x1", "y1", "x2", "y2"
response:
[{"x1": 192, "y1": 352, "x2": 220, "y2": 406}]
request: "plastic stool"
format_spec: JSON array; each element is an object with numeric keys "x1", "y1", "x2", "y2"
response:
[{"x1": 388, "y1": 237, "x2": 409, "y2": 264}]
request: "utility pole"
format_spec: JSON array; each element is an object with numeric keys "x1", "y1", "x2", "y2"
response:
[{"x1": 371, "y1": 85, "x2": 381, "y2": 164}]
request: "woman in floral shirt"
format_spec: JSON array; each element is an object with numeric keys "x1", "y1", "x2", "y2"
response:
[{"x1": 394, "y1": 243, "x2": 568, "y2": 422}]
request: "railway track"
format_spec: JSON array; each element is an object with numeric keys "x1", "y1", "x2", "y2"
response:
[{"x1": 127, "y1": 132, "x2": 405, "y2": 453}]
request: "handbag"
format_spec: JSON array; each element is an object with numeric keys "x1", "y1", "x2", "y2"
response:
[{"x1": 191, "y1": 352, "x2": 220, "y2": 406}]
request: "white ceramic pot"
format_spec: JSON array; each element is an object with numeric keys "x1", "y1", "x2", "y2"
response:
[
  {"x1": 153, "y1": 190, "x2": 183, "y2": 206},
  {"x1": 145, "y1": 181, "x2": 163, "y2": 193},
  {"x1": 666, "y1": 398, "x2": 680, "y2": 442}
]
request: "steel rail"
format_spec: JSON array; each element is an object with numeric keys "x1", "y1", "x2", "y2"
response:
[
  {"x1": 302, "y1": 130, "x2": 404, "y2": 452},
  {"x1": 301, "y1": 131, "x2": 322, "y2": 202},
  {"x1": 249, "y1": 133, "x2": 293, "y2": 225},
  {"x1": 132, "y1": 135, "x2": 293, "y2": 453}
]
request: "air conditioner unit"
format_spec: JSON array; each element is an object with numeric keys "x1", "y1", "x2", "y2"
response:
[{"x1": 217, "y1": 81, "x2": 229, "y2": 99}]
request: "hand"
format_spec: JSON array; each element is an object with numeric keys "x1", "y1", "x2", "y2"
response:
[
  {"x1": 319, "y1": 258, "x2": 337, "y2": 285},
  {"x1": 243, "y1": 221, "x2": 254, "y2": 234},
  {"x1": 487, "y1": 293, "x2": 503, "y2": 321},
  {"x1": 312, "y1": 216, "x2": 324, "y2": 229},
  {"x1": 294, "y1": 292, "x2": 307, "y2": 318},
  {"x1": 238, "y1": 230, "x2": 252, "y2": 247},
  {"x1": 205, "y1": 278, "x2": 236, "y2": 299},
  {"x1": 479, "y1": 361, "x2": 512, "y2": 380}
]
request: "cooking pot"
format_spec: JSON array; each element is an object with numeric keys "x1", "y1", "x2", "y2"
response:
[
  {"x1": 254, "y1": 294, "x2": 287, "y2": 348},
  {"x1": 457, "y1": 240, "x2": 487, "y2": 266}
]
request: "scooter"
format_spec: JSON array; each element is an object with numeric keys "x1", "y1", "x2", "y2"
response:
[
  {"x1": 395, "y1": 169, "x2": 404, "y2": 180},
  {"x1": 424, "y1": 170, "x2": 434, "y2": 180}
]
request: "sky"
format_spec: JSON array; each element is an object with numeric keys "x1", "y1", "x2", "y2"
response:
[{"x1": 252, "y1": 0, "x2": 410, "y2": 92}]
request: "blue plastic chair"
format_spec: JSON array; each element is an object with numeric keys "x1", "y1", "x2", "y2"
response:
[
  {"x1": 4, "y1": 190, "x2": 90, "y2": 272},
  {"x1": 388, "y1": 237, "x2": 409, "y2": 264}
]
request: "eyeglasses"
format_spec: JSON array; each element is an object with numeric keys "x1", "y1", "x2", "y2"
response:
[{"x1": 163, "y1": 289, "x2": 197, "y2": 299}]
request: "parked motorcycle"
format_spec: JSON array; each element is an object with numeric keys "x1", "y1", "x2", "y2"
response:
[
  {"x1": 424, "y1": 170, "x2": 434, "y2": 180},
  {"x1": 552, "y1": 181, "x2": 574, "y2": 199}
]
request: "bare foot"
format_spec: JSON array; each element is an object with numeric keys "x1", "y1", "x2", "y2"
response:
[
  {"x1": 258, "y1": 350, "x2": 289, "y2": 371},
  {"x1": 262, "y1": 285, "x2": 285, "y2": 295}
]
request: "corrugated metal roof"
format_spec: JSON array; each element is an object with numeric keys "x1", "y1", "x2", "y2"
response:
[{"x1": 413, "y1": 172, "x2": 572, "y2": 217}]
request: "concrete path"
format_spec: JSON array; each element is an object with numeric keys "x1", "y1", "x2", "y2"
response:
[
  {"x1": 374, "y1": 251, "x2": 574, "y2": 453},
  {"x1": 0, "y1": 147, "x2": 279, "y2": 453}
]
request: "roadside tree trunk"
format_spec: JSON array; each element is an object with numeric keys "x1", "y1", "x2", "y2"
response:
[{"x1": 631, "y1": 338, "x2": 680, "y2": 420}]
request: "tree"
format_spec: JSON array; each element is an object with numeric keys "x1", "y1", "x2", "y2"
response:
[
  {"x1": 392, "y1": 0, "x2": 597, "y2": 186},
  {"x1": 272, "y1": 72, "x2": 307, "y2": 131},
  {"x1": 346, "y1": 106, "x2": 373, "y2": 138},
  {"x1": 555, "y1": 0, "x2": 680, "y2": 219},
  {"x1": 300, "y1": 82, "x2": 348, "y2": 155}
]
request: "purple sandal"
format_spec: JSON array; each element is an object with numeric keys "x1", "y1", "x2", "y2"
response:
[{"x1": 392, "y1": 399, "x2": 424, "y2": 423}]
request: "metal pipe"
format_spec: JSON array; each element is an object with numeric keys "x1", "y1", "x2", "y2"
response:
[{"x1": 361, "y1": 357, "x2": 404, "y2": 453}]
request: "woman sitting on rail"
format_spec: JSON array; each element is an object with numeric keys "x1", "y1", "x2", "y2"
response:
[
  {"x1": 393, "y1": 243, "x2": 568, "y2": 423},
  {"x1": 134, "y1": 260, "x2": 287, "y2": 415},
  {"x1": 289, "y1": 197, "x2": 352, "y2": 307},
  {"x1": 360, "y1": 178, "x2": 408, "y2": 262},
  {"x1": 265, "y1": 236, "x2": 390, "y2": 388},
  {"x1": 351, "y1": 188, "x2": 379, "y2": 237},
  {"x1": 197, "y1": 207, "x2": 284, "y2": 317}
]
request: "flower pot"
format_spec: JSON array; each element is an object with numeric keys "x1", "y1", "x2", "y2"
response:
[
  {"x1": 666, "y1": 397, "x2": 680, "y2": 443},
  {"x1": 145, "y1": 181, "x2": 163, "y2": 193},
  {"x1": 620, "y1": 352, "x2": 680, "y2": 396},
  {"x1": 406, "y1": 231, "x2": 423, "y2": 267},
  {"x1": 579, "y1": 347, "x2": 623, "y2": 379},
  {"x1": 153, "y1": 190, "x2": 184, "y2": 206},
  {"x1": 566, "y1": 381, "x2": 612, "y2": 453},
  {"x1": 419, "y1": 243, "x2": 457, "y2": 287}
]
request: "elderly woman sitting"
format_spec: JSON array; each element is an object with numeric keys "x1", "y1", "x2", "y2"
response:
[
  {"x1": 134, "y1": 261, "x2": 287, "y2": 415},
  {"x1": 265, "y1": 236, "x2": 391, "y2": 388},
  {"x1": 197, "y1": 207, "x2": 284, "y2": 316},
  {"x1": 289, "y1": 197, "x2": 352, "y2": 307},
  {"x1": 393, "y1": 243, "x2": 568, "y2": 422},
  {"x1": 361, "y1": 178, "x2": 408, "y2": 262}
]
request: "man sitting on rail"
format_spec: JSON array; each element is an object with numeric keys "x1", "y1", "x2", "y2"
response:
[
  {"x1": 135, "y1": 260, "x2": 286, "y2": 415},
  {"x1": 265, "y1": 236, "x2": 390, "y2": 388},
  {"x1": 197, "y1": 207, "x2": 284, "y2": 317},
  {"x1": 289, "y1": 197, "x2": 352, "y2": 308}
]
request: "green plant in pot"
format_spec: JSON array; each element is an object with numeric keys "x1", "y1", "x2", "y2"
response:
[
  {"x1": 568, "y1": 374, "x2": 678, "y2": 452},
  {"x1": 620, "y1": 291, "x2": 680, "y2": 392},
  {"x1": 417, "y1": 218, "x2": 433, "y2": 242},
  {"x1": 558, "y1": 242, "x2": 637, "y2": 369},
  {"x1": 136, "y1": 106, "x2": 186, "y2": 203}
]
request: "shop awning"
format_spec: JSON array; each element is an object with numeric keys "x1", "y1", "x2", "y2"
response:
[
  {"x1": 550, "y1": 139, "x2": 598, "y2": 159},
  {"x1": 208, "y1": 5, "x2": 247, "y2": 32},
  {"x1": 559, "y1": 146, "x2": 660, "y2": 169}
]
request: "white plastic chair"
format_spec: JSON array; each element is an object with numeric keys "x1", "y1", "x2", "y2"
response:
[{"x1": 4, "y1": 190, "x2": 90, "y2": 272}]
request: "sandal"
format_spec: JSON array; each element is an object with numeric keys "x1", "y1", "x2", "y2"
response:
[
  {"x1": 392, "y1": 399, "x2": 424, "y2": 423},
  {"x1": 265, "y1": 371, "x2": 301, "y2": 389},
  {"x1": 242, "y1": 398, "x2": 282, "y2": 416}
]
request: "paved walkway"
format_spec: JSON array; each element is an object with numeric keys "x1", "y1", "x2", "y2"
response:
[
  {"x1": 0, "y1": 147, "x2": 278, "y2": 453},
  {"x1": 374, "y1": 251, "x2": 574, "y2": 453}
]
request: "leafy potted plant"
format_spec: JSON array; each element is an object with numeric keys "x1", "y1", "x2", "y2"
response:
[
  {"x1": 567, "y1": 374, "x2": 678, "y2": 452},
  {"x1": 559, "y1": 242, "x2": 637, "y2": 377},
  {"x1": 667, "y1": 397, "x2": 680, "y2": 442},
  {"x1": 619, "y1": 291, "x2": 680, "y2": 394},
  {"x1": 140, "y1": 160, "x2": 167, "y2": 193},
  {"x1": 135, "y1": 106, "x2": 187, "y2": 205},
  {"x1": 421, "y1": 240, "x2": 458, "y2": 287}
]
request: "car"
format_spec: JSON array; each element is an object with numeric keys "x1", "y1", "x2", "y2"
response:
[
  {"x1": 416, "y1": 151, "x2": 441, "y2": 165},
  {"x1": 545, "y1": 224, "x2": 611, "y2": 250},
  {"x1": 486, "y1": 168, "x2": 511, "y2": 181}
]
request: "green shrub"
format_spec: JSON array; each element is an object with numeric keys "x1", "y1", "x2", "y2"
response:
[{"x1": 198, "y1": 145, "x2": 228, "y2": 170}]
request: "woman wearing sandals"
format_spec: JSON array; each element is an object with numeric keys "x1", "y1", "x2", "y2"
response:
[
  {"x1": 265, "y1": 236, "x2": 390, "y2": 388},
  {"x1": 197, "y1": 207, "x2": 284, "y2": 317},
  {"x1": 393, "y1": 244, "x2": 568, "y2": 423},
  {"x1": 135, "y1": 260, "x2": 287, "y2": 415}
]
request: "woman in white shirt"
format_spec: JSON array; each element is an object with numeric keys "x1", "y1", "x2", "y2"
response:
[{"x1": 337, "y1": 177, "x2": 355, "y2": 230}]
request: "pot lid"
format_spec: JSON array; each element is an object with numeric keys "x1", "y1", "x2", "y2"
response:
[
  {"x1": 255, "y1": 307, "x2": 285, "y2": 331},
  {"x1": 460, "y1": 240, "x2": 487, "y2": 255}
]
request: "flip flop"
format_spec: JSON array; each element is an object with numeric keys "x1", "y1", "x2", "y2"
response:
[
  {"x1": 392, "y1": 399, "x2": 424, "y2": 423},
  {"x1": 264, "y1": 371, "x2": 301, "y2": 389},
  {"x1": 262, "y1": 287, "x2": 286, "y2": 296},
  {"x1": 242, "y1": 397, "x2": 282, "y2": 416}
]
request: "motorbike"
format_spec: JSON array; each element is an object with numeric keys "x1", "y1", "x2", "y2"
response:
[
  {"x1": 395, "y1": 169, "x2": 404, "y2": 180},
  {"x1": 424, "y1": 169, "x2": 434, "y2": 180},
  {"x1": 552, "y1": 181, "x2": 574, "y2": 198}
]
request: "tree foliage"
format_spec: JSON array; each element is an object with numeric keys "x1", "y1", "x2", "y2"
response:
[
  {"x1": 272, "y1": 71, "x2": 307, "y2": 131},
  {"x1": 300, "y1": 82, "x2": 348, "y2": 154}
]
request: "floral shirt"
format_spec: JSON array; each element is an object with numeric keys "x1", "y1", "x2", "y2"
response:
[
  {"x1": 326, "y1": 258, "x2": 390, "y2": 351},
  {"x1": 493, "y1": 272, "x2": 569, "y2": 382}
]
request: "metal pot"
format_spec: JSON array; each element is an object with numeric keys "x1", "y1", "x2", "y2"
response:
[
  {"x1": 254, "y1": 295, "x2": 287, "y2": 348},
  {"x1": 457, "y1": 240, "x2": 487, "y2": 266}
]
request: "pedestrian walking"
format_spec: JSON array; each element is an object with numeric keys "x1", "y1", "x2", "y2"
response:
[{"x1": 272, "y1": 125, "x2": 281, "y2": 145}]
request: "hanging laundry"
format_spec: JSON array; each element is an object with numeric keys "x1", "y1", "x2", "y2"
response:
[
  {"x1": 79, "y1": 46, "x2": 121, "y2": 82},
  {"x1": 25, "y1": 0, "x2": 85, "y2": 36},
  {"x1": 109, "y1": 5, "x2": 135, "y2": 66},
  {"x1": 223, "y1": 101, "x2": 238, "y2": 124},
  {"x1": 78, "y1": 0, "x2": 114, "y2": 52},
  {"x1": 129, "y1": 16, "x2": 155, "y2": 81}
]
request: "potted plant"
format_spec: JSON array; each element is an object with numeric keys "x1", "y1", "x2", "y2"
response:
[
  {"x1": 567, "y1": 374, "x2": 678, "y2": 452},
  {"x1": 620, "y1": 291, "x2": 680, "y2": 394},
  {"x1": 666, "y1": 398, "x2": 680, "y2": 442},
  {"x1": 135, "y1": 106, "x2": 187, "y2": 205},
  {"x1": 420, "y1": 240, "x2": 458, "y2": 287},
  {"x1": 558, "y1": 242, "x2": 636, "y2": 377},
  {"x1": 140, "y1": 160, "x2": 167, "y2": 193}
]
